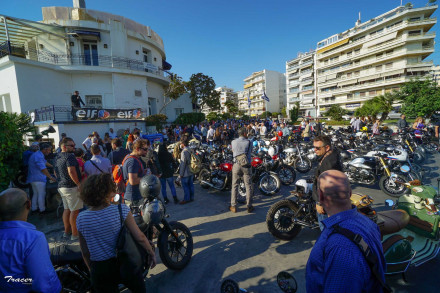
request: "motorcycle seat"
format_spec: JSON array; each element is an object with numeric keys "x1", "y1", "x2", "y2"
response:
[
  {"x1": 376, "y1": 209, "x2": 410, "y2": 236},
  {"x1": 50, "y1": 244, "x2": 84, "y2": 266}
]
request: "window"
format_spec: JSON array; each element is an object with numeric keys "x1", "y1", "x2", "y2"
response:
[
  {"x1": 347, "y1": 51, "x2": 352, "y2": 57},
  {"x1": 376, "y1": 53, "x2": 383, "y2": 59},
  {"x1": 347, "y1": 94, "x2": 353, "y2": 100},
  {"x1": 386, "y1": 50, "x2": 394, "y2": 56},
  {"x1": 148, "y1": 97, "x2": 157, "y2": 115},
  {"x1": 354, "y1": 60, "x2": 360, "y2": 65},
  {"x1": 360, "y1": 92, "x2": 366, "y2": 97},
  {"x1": 142, "y1": 48, "x2": 151, "y2": 63},
  {"x1": 409, "y1": 17, "x2": 421, "y2": 22},
  {"x1": 354, "y1": 71, "x2": 360, "y2": 77},
  {"x1": 369, "y1": 90, "x2": 376, "y2": 96},
  {"x1": 386, "y1": 62, "x2": 393, "y2": 69},
  {"x1": 408, "y1": 30, "x2": 421, "y2": 36},
  {"x1": 175, "y1": 108, "x2": 184, "y2": 117},
  {"x1": 85, "y1": 95, "x2": 102, "y2": 108},
  {"x1": 347, "y1": 72, "x2": 352, "y2": 78},
  {"x1": 0, "y1": 94, "x2": 12, "y2": 113},
  {"x1": 376, "y1": 65, "x2": 382, "y2": 72},
  {"x1": 354, "y1": 49, "x2": 360, "y2": 55}
]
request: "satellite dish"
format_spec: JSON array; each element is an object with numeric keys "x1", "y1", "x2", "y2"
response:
[{"x1": 197, "y1": 98, "x2": 203, "y2": 105}]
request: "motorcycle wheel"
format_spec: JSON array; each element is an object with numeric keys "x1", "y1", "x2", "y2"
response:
[
  {"x1": 198, "y1": 169, "x2": 210, "y2": 189},
  {"x1": 425, "y1": 142, "x2": 440, "y2": 154},
  {"x1": 266, "y1": 199, "x2": 303, "y2": 241},
  {"x1": 158, "y1": 221, "x2": 193, "y2": 270},
  {"x1": 411, "y1": 151, "x2": 425, "y2": 165},
  {"x1": 259, "y1": 174, "x2": 281, "y2": 196},
  {"x1": 13, "y1": 171, "x2": 30, "y2": 188},
  {"x1": 55, "y1": 266, "x2": 92, "y2": 293},
  {"x1": 237, "y1": 179, "x2": 247, "y2": 204},
  {"x1": 220, "y1": 279, "x2": 240, "y2": 293},
  {"x1": 379, "y1": 174, "x2": 409, "y2": 197},
  {"x1": 276, "y1": 165, "x2": 296, "y2": 186},
  {"x1": 294, "y1": 157, "x2": 312, "y2": 173}
]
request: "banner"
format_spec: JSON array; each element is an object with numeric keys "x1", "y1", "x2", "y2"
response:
[{"x1": 75, "y1": 108, "x2": 143, "y2": 120}]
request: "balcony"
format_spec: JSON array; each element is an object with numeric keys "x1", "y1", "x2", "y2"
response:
[{"x1": 0, "y1": 41, "x2": 170, "y2": 83}]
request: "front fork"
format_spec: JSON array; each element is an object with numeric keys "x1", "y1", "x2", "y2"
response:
[{"x1": 379, "y1": 157, "x2": 391, "y2": 177}]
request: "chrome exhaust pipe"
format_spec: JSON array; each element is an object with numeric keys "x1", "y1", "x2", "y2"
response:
[
  {"x1": 200, "y1": 180, "x2": 223, "y2": 190},
  {"x1": 293, "y1": 219, "x2": 319, "y2": 229}
]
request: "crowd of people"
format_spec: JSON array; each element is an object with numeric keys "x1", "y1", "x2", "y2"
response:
[{"x1": 3, "y1": 112, "x2": 440, "y2": 292}]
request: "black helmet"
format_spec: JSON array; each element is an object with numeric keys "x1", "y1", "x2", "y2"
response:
[{"x1": 139, "y1": 175, "x2": 161, "y2": 199}]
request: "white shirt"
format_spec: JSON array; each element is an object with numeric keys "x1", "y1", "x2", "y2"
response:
[
  {"x1": 82, "y1": 138, "x2": 92, "y2": 150},
  {"x1": 109, "y1": 132, "x2": 117, "y2": 139},
  {"x1": 207, "y1": 128, "x2": 215, "y2": 139}
]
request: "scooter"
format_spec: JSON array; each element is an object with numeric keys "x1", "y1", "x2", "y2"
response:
[
  {"x1": 377, "y1": 178, "x2": 440, "y2": 279},
  {"x1": 220, "y1": 271, "x2": 298, "y2": 293}
]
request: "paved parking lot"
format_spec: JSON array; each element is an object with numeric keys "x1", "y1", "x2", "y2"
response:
[{"x1": 31, "y1": 150, "x2": 440, "y2": 293}]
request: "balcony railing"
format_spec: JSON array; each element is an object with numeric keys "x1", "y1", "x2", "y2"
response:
[{"x1": 0, "y1": 42, "x2": 169, "y2": 80}]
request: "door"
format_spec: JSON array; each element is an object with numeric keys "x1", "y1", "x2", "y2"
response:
[{"x1": 83, "y1": 43, "x2": 99, "y2": 66}]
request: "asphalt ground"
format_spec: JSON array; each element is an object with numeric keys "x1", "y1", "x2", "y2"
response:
[{"x1": 29, "y1": 149, "x2": 440, "y2": 293}]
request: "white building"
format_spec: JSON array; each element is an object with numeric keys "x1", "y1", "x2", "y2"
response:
[
  {"x1": 431, "y1": 65, "x2": 440, "y2": 85},
  {"x1": 217, "y1": 86, "x2": 237, "y2": 114},
  {"x1": 0, "y1": 2, "x2": 191, "y2": 147},
  {"x1": 240, "y1": 70, "x2": 286, "y2": 117},
  {"x1": 315, "y1": 4, "x2": 437, "y2": 115},
  {"x1": 286, "y1": 50, "x2": 316, "y2": 117}
]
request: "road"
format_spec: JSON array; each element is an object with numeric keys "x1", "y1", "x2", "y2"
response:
[{"x1": 30, "y1": 149, "x2": 440, "y2": 293}]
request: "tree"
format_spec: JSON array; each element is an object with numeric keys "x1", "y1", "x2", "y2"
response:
[
  {"x1": 271, "y1": 112, "x2": 279, "y2": 118},
  {"x1": 174, "y1": 113, "x2": 205, "y2": 125},
  {"x1": 224, "y1": 99, "x2": 239, "y2": 116},
  {"x1": 0, "y1": 112, "x2": 35, "y2": 191},
  {"x1": 187, "y1": 73, "x2": 221, "y2": 112},
  {"x1": 145, "y1": 113, "x2": 168, "y2": 130},
  {"x1": 281, "y1": 106, "x2": 287, "y2": 118},
  {"x1": 399, "y1": 79, "x2": 440, "y2": 117},
  {"x1": 160, "y1": 73, "x2": 188, "y2": 113},
  {"x1": 260, "y1": 111, "x2": 272, "y2": 119},
  {"x1": 289, "y1": 102, "x2": 300, "y2": 122},
  {"x1": 325, "y1": 104, "x2": 347, "y2": 121},
  {"x1": 206, "y1": 112, "x2": 221, "y2": 121},
  {"x1": 354, "y1": 91, "x2": 400, "y2": 121}
]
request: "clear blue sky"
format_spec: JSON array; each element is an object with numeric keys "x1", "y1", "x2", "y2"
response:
[{"x1": 2, "y1": 0, "x2": 438, "y2": 91}]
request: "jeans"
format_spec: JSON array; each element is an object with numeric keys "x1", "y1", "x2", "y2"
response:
[
  {"x1": 30, "y1": 181, "x2": 46, "y2": 212},
  {"x1": 181, "y1": 175, "x2": 194, "y2": 201},
  {"x1": 160, "y1": 176, "x2": 177, "y2": 199},
  {"x1": 317, "y1": 212, "x2": 328, "y2": 231}
]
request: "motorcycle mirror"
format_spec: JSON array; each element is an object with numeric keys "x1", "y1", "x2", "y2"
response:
[
  {"x1": 277, "y1": 271, "x2": 297, "y2": 293},
  {"x1": 385, "y1": 199, "x2": 395, "y2": 207},
  {"x1": 400, "y1": 165, "x2": 410, "y2": 173}
]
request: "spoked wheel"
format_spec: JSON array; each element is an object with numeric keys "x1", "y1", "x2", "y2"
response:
[
  {"x1": 198, "y1": 169, "x2": 210, "y2": 189},
  {"x1": 259, "y1": 174, "x2": 281, "y2": 196},
  {"x1": 220, "y1": 279, "x2": 240, "y2": 293},
  {"x1": 237, "y1": 179, "x2": 247, "y2": 204},
  {"x1": 266, "y1": 200, "x2": 303, "y2": 240},
  {"x1": 425, "y1": 142, "x2": 440, "y2": 154},
  {"x1": 379, "y1": 175, "x2": 409, "y2": 198},
  {"x1": 277, "y1": 165, "x2": 296, "y2": 185},
  {"x1": 294, "y1": 157, "x2": 312, "y2": 173},
  {"x1": 158, "y1": 221, "x2": 193, "y2": 270}
]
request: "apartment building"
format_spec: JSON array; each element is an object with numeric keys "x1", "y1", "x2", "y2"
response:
[
  {"x1": 217, "y1": 86, "x2": 238, "y2": 114},
  {"x1": 286, "y1": 50, "x2": 316, "y2": 117},
  {"x1": 315, "y1": 4, "x2": 437, "y2": 115},
  {"x1": 241, "y1": 70, "x2": 286, "y2": 117},
  {"x1": 432, "y1": 65, "x2": 440, "y2": 85}
]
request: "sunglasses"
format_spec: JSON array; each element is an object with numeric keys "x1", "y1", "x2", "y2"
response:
[{"x1": 313, "y1": 146, "x2": 325, "y2": 150}]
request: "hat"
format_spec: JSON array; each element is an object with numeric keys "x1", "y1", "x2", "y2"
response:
[{"x1": 30, "y1": 142, "x2": 40, "y2": 151}]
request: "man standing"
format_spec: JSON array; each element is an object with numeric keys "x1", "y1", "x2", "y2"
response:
[
  {"x1": 260, "y1": 122, "x2": 267, "y2": 137},
  {"x1": 314, "y1": 119, "x2": 322, "y2": 136},
  {"x1": 306, "y1": 170, "x2": 387, "y2": 293},
  {"x1": 178, "y1": 136, "x2": 195, "y2": 204},
  {"x1": 71, "y1": 91, "x2": 85, "y2": 120},
  {"x1": 312, "y1": 136, "x2": 343, "y2": 231},
  {"x1": 123, "y1": 139, "x2": 148, "y2": 207},
  {"x1": 82, "y1": 134, "x2": 93, "y2": 151},
  {"x1": 397, "y1": 114, "x2": 408, "y2": 133},
  {"x1": 27, "y1": 143, "x2": 56, "y2": 215},
  {"x1": 207, "y1": 125, "x2": 215, "y2": 144},
  {"x1": 352, "y1": 117, "x2": 361, "y2": 132},
  {"x1": 108, "y1": 138, "x2": 130, "y2": 165},
  {"x1": 84, "y1": 144, "x2": 112, "y2": 176},
  {"x1": 0, "y1": 188, "x2": 62, "y2": 293},
  {"x1": 109, "y1": 128, "x2": 117, "y2": 139},
  {"x1": 230, "y1": 128, "x2": 254, "y2": 213},
  {"x1": 55, "y1": 137, "x2": 83, "y2": 241}
]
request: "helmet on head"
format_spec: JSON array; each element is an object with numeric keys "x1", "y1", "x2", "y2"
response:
[
  {"x1": 253, "y1": 141, "x2": 258, "y2": 147},
  {"x1": 139, "y1": 175, "x2": 161, "y2": 199},
  {"x1": 278, "y1": 130, "x2": 283, "y2": 137}
]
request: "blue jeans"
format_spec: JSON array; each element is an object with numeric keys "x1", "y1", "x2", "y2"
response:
[
  {"x1": 160, "y1": 177, "x2": 177, "y2": 199},
  {"x1": 181, "y1": 175, "x2": 194, "y2": 201}
]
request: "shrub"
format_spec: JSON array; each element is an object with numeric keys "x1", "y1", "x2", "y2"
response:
[
  {"x1": 174, "y1": 112, "x2": 205, "y2": 125},
  {"x1": 145, "y1": 114, "x2": 168, "y2": 130}
]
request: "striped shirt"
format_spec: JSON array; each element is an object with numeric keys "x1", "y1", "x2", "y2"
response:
[{"x1": 76, "y1": 204, "x2": 130, "y2": 261}]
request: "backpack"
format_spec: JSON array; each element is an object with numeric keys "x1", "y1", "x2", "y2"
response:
[
  {"x1": 112, "y1": 155, "x2": 143, "y2": 194},
  {"x1": 186, "y1": 149, "x2": 202, "y2": 174}
]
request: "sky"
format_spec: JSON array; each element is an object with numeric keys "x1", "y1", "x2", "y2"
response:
[{"x1": 2, "y1": 0, "x2": 439, "y2": 91}]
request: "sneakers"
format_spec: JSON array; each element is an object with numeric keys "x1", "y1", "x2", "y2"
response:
[
  {"x1": 173, "y1": 197, "x2": 179, "y2": 204},
  {"x1": 71, "y1": 235, "x2": 79, "y2": 241},
  {"x1": 164, "y1": 198, "x2": 170, "y2": 204},
  {"x1": 62, "y1": 232, "x2": 71, "y2": 239},
  {"x1": 247, "y1": 206, "x2": 255, "y2": 213},
  {"x1": 229, "y1": 206, "x2": 237, "y2": 213}
]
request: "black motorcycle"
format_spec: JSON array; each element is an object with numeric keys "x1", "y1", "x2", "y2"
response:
[{"x1": 51, "y1": 193, "x2": 193, "y2": 292}]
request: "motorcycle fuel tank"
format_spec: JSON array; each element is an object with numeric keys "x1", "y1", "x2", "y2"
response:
[
  {"x1": 220, "y1": 163, "x2": 233, "y2": 172},
  {"x1": 251, "y1": 157, "x2": 263, "y2": 168},
  {"x1": 349, "y1": 157, "x2": 375, "y2": 169}
]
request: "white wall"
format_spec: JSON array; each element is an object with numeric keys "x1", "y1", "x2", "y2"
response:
[
  {"x1": 0, "y1": 60, "x2": 20, "y2": 112},
  {"x1": 164, "y1": 93, "x2": 194, "y2": 122},
  {"x1": 112, "y1": 73, "x2": 148, "y2": 111}
]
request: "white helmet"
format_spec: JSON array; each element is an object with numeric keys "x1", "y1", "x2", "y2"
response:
[
  {"x1": 295, "y1": 179, "x2": 309, "y2": 194},
  {"x1": 268, "y1": 146, "x2": 275, "y2": 157}
]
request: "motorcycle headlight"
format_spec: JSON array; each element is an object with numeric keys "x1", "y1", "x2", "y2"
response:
[{"x1": 142, "y1": 199, "x2": 164, "y2": 226}]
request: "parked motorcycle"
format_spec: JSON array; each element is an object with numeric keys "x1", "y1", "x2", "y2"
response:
[
  {"x1": 250, "y1": 154, "x2": 282, "y2": 196},
  {"x1": 266, "y1": 179, "x2": 377, "y2": 240},
  {"x1": 50, "y1": 180, "x2": 193, "y2": 292}
]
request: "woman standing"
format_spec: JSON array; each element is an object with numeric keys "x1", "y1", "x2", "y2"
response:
[
  {"x1": 302, "y1": 119, "x2": 311, "y2": 142},
  {"x1": 76, "y1": 173, "x2": 156, "y2": 293},
  {"x1": 103, "y1": 133, "x2": 112, "y2": 156},
  {"x1": 126, "y1": 133, "x2": 134, "y2": 151},
  {"x1": 372, "y1": 119, "x2": 380, "y2": 135},
  {"x1": 158, "y1": 144, "x2": 179, "y2": 204},
  {"x1": 413, "y1": 117, "x2": 425, "y2": 143}
]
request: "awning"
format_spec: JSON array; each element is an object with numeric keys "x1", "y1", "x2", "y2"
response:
[
  {"x1": 289, "y1": 93, "x2": 298, "y2": 97},
  {"x1": 338, "y1": 79, "x2": 358, "y2": 86},
  {"x1": 162, "y1": 60, "x2": 172, "y2": 70},
  {"x1": 70, "y1": 30, "x2": 101, "y2": 40},
  {"x1": 288, "y1": 68, "x2": 298, "y2": 73},
  {"x1": 0, "y1": 15, "x2": 66, "y2": 45},
  {"x1": 326, "y1": 73, "x2": 337, "y2": 80},
  {"x1": 358, "y1": 74, "x2": 381, "y2": 82},
  {"x1": 317, "y1": 38, "x2": 349, "y2": 54},
  {"x1": 244, "y1": 83, "x2": 253, "y2": 89},
  {"x1": 302, "y1": 90, "x2": 313, "y2": 95},
  {"x1": 317, "y1": 76, "x2": 327, "y2": 84},
  {"x1": 301, "y1": 72, "x2": 312, "y2": 79},
  {"x1": 381, "y1": 69, "x2": 405, "y2": 77}
]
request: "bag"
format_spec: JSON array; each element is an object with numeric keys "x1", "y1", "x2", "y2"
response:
[
  {"x1": 112, "y1": 155, "x2": 143, "y2": 194},
  {"x1": 235, "y1": 140, "x2": 251, "y2": 167},
  {"x1": 187, "y1": 149, "x2": 202, "y2": 174},
  {"x1": 116, "y1": 204, "x2": 147, "y2": 286}
]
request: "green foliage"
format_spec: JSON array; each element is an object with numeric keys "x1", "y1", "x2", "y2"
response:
[
  {"x1": 145, "y1": 113, "x2": 168, "y2": 130},
  {"x1": 221, "y1": 113, "x2": 231, "y2": 120},
  {"x1": 289, "y1": 102, "x2": 300, "y2": 122},
  {"x1": 271, "y1": 112, "x2": 279, "y2": 118},
  {"x1": 206, "y1": 112, "x2": 221, "y2": 121},
  {"x1": 161, "y1": 74, "x2": 188, "y2": 113},
  {"x1": 281, "y1": 106, "x2": 287, "y2": 117},
  {"x1": 188, "y1": 73, "x2": 221, "y2": 111},
  {"x1": 174, "y1": 112, "x2": 205, "y2": 125},
  {"x1": 354, "y1": 91, "x2": 400, "y2": 121},
  {"x1": 399, "y1": 79, "x2": 440, "y2": 117},
  {"x1": 0, "y1": 112, "x2": 34, "y2": 191},
  {"x1": 325, "y1": 104, "x2": 347, "y2": 121},
  {"x1": 224, "y1": 99, "x2": 239, "y2": 116},
  {"x1": 241, "y1": 114, "x2": 251, "y2": 121},
  {"x1": 260, "y1": 111, "x2": 272, "y2": 119}
]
